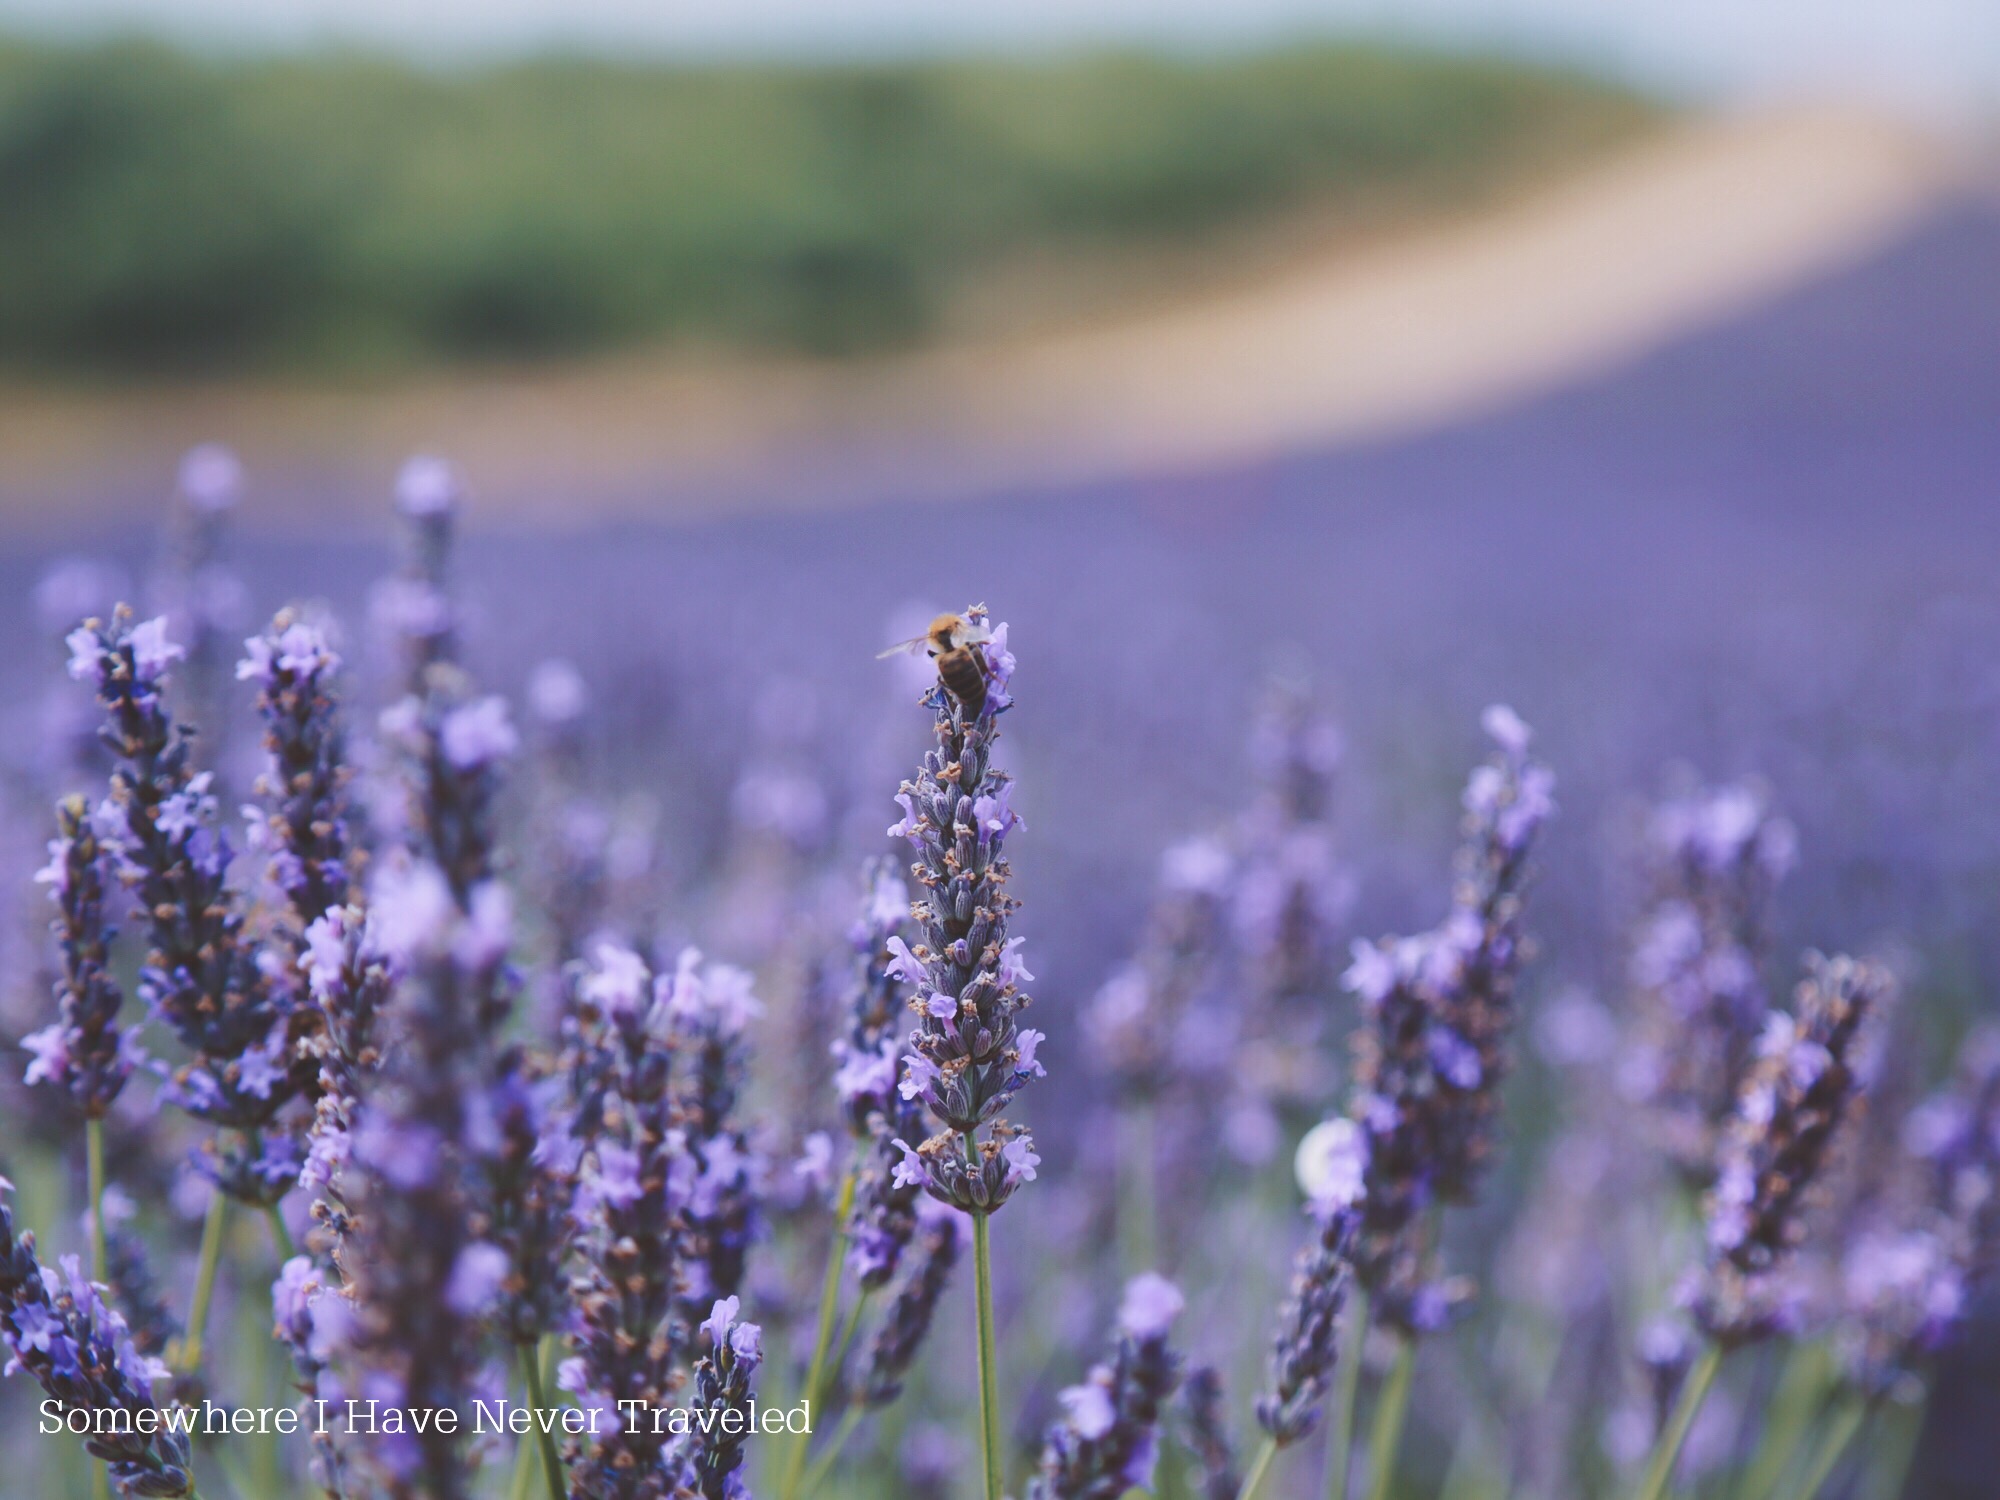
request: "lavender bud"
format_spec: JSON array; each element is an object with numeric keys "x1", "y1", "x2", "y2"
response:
[
  {"x1": 23, "y1": 795, "x2": 136, "y2": 1118},
  {"x1": 76, "y1": 607, "x2": 303, "y2": 1203},
  {"x1": 672, "y1": 1297, "x2": 765, "y2": 1499},
  {"x1": 884, "y1": 607, "x2": 1041, "y2": 1212},
  {"x1": 1255, "y1": 1210, "x2": 1357, "y2": 1444},
  {"x1": 1693, "y1": 953, "x2": 1885, "y2": 1345},
  {"x1": 1027, "y1": 1272, "x2": 1185, "y2": 1500},
  {"x1": 1179, "y1": 1365, "x2": 1241, "y2": 1500},
  {"x1": 860, "y1": 1199, "x2": 967, "y2": 1407},
  {"x1": 565, "y1": 943, "x2": 696, "y2": 1499},
  {"x1": 0, "y1": 1184, "x2": 194, "y2": 1496},
  {"x1": 1627, "y1": 779, "x2": 1795, "y2": 1180}
]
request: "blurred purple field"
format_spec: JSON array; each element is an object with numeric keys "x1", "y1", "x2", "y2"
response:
[{"x1": 0, "y1": 191, "x2": 1994, "y2": 1499}]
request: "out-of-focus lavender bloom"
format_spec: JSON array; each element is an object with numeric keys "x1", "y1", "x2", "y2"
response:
[
  {"x1": 23, "y1": 795, "x2": 136, "y2": 1118},
  {"x1": 1305, "y1": 712, "x2": 1551, "y2": 1337},
  {"x1": 883, "y1": 605, "x2": 1041, "y2": 1213},
  {"x1": 176, "y1": 444, "x2": 242, "y2": 513},
  {"x1": 370, "y1": 455, "x2": 463, "y2": 694},
  {"x1": 1624, "y1": 779, "x2": 1796, "y2": 1179},
  {"x1": 1428, "y1": 707, "x2": 1556, "y2": 1202},
  {"x1": 339, "y1": 853, "x2": 515, "y2": 1498},
  {"x1": 76, "y1": 608, "x2": 305, "y2": 1202},
  {"x1": 271, "y1": 1253, "x2": 364, "y2": 1497},
  {"x1": 1692, "y1": 953, "x2": 1885, "y2": 1345},
  {"x1": 1178, "y1": 1365, "x2": 1241, "y2": 1500},
  {"x1": 1027, "y1": 1272, "x2": 1185, "y2": 1500},
  {"x1": 1835, "y1": 1023, "x2": 2000, "y2": 1393},
  {"x1": 96, "y1": 1195, "x2": 178, "y2": 1362},
  {"x1": 1254, "y1": 1208, "x2": 1357, "y2": 1445},
  {"x1": 150, "y1": 445, "x2": 249, "y2": 739},
  {"x1": 822, "y1": 858, "x2": 942, "y2": 1293},
  {"x1": 671, "y1": 1297, "x2": 764, "y2": 1500},
  {"x1": 0, "y1": 1183, "x2": 194, "y2": 1496},
  {"x1": 664, "y1": 950, "x2": 765, "y2": 1314},
  {"x1": 1085, "y1": 835, "x2": 1232, "y2": 1102},
  {"x1": 242, "y1": 612, "x2": 353, "y2": 928},
  {"x1": 565, "y1": 942, "x2": 696, "y2": 1500},
  {"x1": 340, "y1": 636, "x2": 534, "y2": 1497},
  {"x1": 1234, "y1": 676, "x2": 1354, "y2": 1042},
  {"x1": 859, "y1": 1197, "x2": 967, "y2": 1407},
  {"x1": 486, "y1": 1068, "x2": 578, "y2": 1349}
]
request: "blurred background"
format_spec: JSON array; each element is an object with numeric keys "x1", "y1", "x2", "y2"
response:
[{"x1": 0, "y1": 1, "x2": 1997, "y2": 1497}]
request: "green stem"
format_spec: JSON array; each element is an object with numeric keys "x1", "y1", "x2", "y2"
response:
[
  {"x1": 174, "y1": 1189, "x2": 229, "y2": 1375},
  {"x1": 1633, "y1": 1344, "x2": 1723, "y2": 1500},
  {"x1": 519, "y1": 1341, "x2": 568, "y2": 1500},
  {"x1": 781, "y1": 1167, "x2": 860, "y2": 1500},
  {"x1": 1366, "y1": 1337, "x2": 1416, "y2": 1500},
  {"x1": 1118, "y1": 1100, "x2": 1157, "y2": 1277},
  {"x1": 799, "y1": 1405, "x2": 868, "y2": 1499},
  {"x1": 1237, "y1": 1436, "x2": 1279, "y2": 1500},
  {"x1": 85, "y1": 1119, "x2": 113, "y2": 1500},
  {"x1": 264, "y1": 1202, "x2": 296, "y2": 1264},
  {"x1": 971, "y1": 1204, "x2": 1004, "y2": 1500},
  {"x1": 831, "y1": 1289, "x2": 872, "y2": 1381},
  {"x1": 1864, "y1": 1397, "x2": 1922, "y2": 1500},
  {"x1": 1784, "y1": 1396, "x2": 1869, "y2": 1500},
  {"x1": 1327, "y1": 1288, "x2": 1373, "y2": 1500},
  {"x1": 1732, "y1": 1347, "x2": 1828, "y2": 1500},
  {"x1": 85, "y1": 1118, "x2": 109, "y2": 1286}
]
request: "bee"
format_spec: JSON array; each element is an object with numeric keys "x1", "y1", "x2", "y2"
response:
[{"x1": 879, "y1": 610, "x2": 994, "y2": 714}]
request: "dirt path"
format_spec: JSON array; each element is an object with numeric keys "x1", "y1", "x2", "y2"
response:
[{"x1": 0, "y1": 102, "x2": 1955, "y2": 530}]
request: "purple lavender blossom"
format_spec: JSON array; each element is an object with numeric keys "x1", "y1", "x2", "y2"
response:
[
  {"x1": 1293, "y1": 709, "x2": 1552, "y2": 1336},
  {"x1": 23, "y1": 795, "x2": 136, "y2": 1118},
  {"x1": 1027, "y1": 1272, "x2": 1185, "y2": 1500},
  {"x1": 1179, "y1": 1365, "x2": 1241, "y2": 1500},
  {"x1": 1835, "y1": 1023, "x2": 2000, "y2": 1392},
  {"x1": 0, "y1": 1183, "x2": 193, "y2": 1496},
  {"x1": 242, "y1": 612, "x2": 354, "y2": 928},
  {"x1": 671, "y1": 1296, "x2": 765, "y2": 1500},
  {"x1": 372, "y1": 454, "x2": 464, "y2": 691},
  {"x1": 1254, "y1": 1207, "x2": 1357, "y2": 1444},
  {"x1": 859, "y1": 1197, "x2": 967, "y2": 1407},
  {"x1": 1625, "y1": 779, "x2": 1796, "y2": 1179},
  {"x1": 1428, "y1": 706, "x2": 1556, "y2": 1201},
  {"x1": 74, "y1": 607, "x2": 305, "y2": 1202},
  {"x1": 1692, "y1": 953, "x2": 1885, "y2": 1345},
  {"x1": 883, "y1": 604, "x2": 1041, "y2": 1212},
  {"x1": 664, "y1": 950, "x2": 766, "y2": 1314},
  {"x1": 1233, "y1": 676, "x2": 1353, "y2": 1045},
  {"x1": 565, "y1": 942, "x2": 696, "y2": 1500}
]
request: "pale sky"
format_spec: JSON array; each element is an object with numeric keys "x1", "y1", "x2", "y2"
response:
[{"x1": 0, "y1": 0, "x2": 1993, "y2": 114}]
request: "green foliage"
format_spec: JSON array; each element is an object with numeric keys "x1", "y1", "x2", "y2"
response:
[{"x1": 0, "y1": 39, "x2": 1654, "y2": 371}]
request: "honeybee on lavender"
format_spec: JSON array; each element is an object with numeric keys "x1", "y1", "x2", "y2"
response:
[{"x1": 879, "y1": 608, "x2": 995, "y2": 714}]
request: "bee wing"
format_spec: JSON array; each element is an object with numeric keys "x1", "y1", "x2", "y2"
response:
[{"x1": 876, "y1": 634, "x2": 930, "y2": 659}]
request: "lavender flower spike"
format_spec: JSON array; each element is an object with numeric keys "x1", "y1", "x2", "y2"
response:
[
  {"x1": 564, "y1": 941, "x2": 695, "y2": 1500},
  {"x1": 1838, "y1": 1024, "x2": 2000, "y2": 1393},
  {"x1": 859, "y1": 1199, "x2": 967, "y2": 1407},
  {"x1": 75, "y1": 607, "x2": 304, "y2": 1202},
  {"x1": 0, "y1": 1183, "x2": 194, "y2": 1496},
  {"x1": 242, "y1": 611, "x2": 354, "y2": 930},
  {"x1": 1430, "y1": 705, "x2": 1556, "y2": 1202},
  {"x1": 673, "y1": 1297, "x2": 765, "y2": 1500},
  {"x1": 885, "y1": 604, "x2": 1040, "y2": 1212},
  {"x1": 1026, "y1": 1272, "x2": 1186, "y2": 1500},
  {"x1": 1254, "y1": 1204, "x2": 1358, "y2": 1445},
  {"x1": 1179, "y1": 1366, "x2": 1241, "y2": 1500},
  {"x1": 23, "y1": 795, "x2": 138, "y2": 1118},
  {"x1": 1694, "y1": 952, "x2": 1886, "y2": 1345}
]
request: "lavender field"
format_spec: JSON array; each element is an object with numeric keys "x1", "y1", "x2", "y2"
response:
[{"x1": 0, "y1": 192, "x2": 1994, "y2": 1500}]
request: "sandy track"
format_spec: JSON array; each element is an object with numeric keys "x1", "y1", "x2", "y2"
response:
[{"x1": 0, "y1": 103, "x2": 1955, "y2": 529}]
